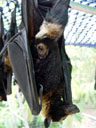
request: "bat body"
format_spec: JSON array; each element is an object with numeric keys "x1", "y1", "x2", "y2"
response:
[
  {"x1": 31, "y1": 37, "x2": 79, "y2": 128},
  {"x1": 32, "y1": 38, "x2": 63, "y2": 93},
  {"x1": 32, "y1": 38, "x2": 66, "y2": 122}
]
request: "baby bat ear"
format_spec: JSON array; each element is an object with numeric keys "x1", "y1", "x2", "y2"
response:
[{"x1": 35, "y1": 20, "x2": 63, "y2": 41}]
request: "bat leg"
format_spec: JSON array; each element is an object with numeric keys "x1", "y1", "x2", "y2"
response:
[{"x1": 44, "y1": 118, "x2": 51, "y2": 128}]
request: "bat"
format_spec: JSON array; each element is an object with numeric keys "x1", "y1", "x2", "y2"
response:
[
  {"x1": 34, "y1": 0, "x2": 80, "y2": 127},
  {"x1": 32, "y1": 36, "x2": 79, "y2": 128},
  {"x1": 0, "y1": 9, "x2": 7, "y2": 101},
  {"x1": 0, "y1": 4, "x2": 18, "y2": 101}
]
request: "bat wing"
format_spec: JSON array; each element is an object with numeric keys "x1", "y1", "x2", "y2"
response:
[
  {"x1": 0, "y1": 9, "x2": 7, "y2": 101},
  {"x1": 7, "y1": 0, "x2": 42, "y2": 115},
  {"x1": 0, "y1": 9, "x2": 4, "y2": 55},
  {"x1": 0, "y1": 4, "x2": 18, "y2": 101},
  {"x1": 8, "y1": 28, "x2": 42, "y2": 115},
  {"x1": 3, "y1": 5, "x2": 18, "y2": 96}
]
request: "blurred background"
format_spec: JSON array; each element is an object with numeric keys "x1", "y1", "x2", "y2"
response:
[{"x1": 0, "y1": 0, "x2": 96, "y2": 128}]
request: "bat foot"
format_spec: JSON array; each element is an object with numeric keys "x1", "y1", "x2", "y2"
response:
[{"x1": 44, "y1": 118, "x2": 51, "y2": 128}]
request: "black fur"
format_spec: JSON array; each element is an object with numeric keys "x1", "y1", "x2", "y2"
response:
[
  {"x1": 45, "y1": 0, "x2": 70, "y2": 28},
  {"x1": 31, "y1": 37, "x2": 79, "y2": 124},
  {"x1": 32, "y1": 38, "x2": 63, "y2": 94}
]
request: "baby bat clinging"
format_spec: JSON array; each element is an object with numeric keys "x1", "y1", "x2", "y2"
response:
[{"x1": 32, "y1": 38, "x2": 63, "y2": 94}]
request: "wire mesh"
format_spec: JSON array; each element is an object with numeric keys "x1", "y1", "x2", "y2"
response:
[
  {"x1": 0, "y1": 0, "x2": 96, "y2": 47},
  {"x1": 65, "y1": 0, "x2": 96, "y2": 47}
]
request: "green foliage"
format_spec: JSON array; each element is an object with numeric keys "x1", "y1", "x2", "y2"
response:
[
  {"x1": 0, "y1": 1, "x2": 5, "y2": 5},
  {"x1": 66, "y1": 46, "x2": 96, "y2": 108},
  {"x1": 74, "y1": 113, "x2": 82, "y2": 122}
]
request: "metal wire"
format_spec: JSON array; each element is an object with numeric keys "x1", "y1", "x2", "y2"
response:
[{"x1": 0, "y1": 0, "x2": 96, "y2": 47}]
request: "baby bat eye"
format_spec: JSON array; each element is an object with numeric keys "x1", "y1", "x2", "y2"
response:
[{"x1": 38, "y1": 45, "x2": 44, "y2": 51}]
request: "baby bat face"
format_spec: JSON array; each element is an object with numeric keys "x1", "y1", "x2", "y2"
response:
[
  {"x1": 34, "y1": 38, "x2": 56, "y2": 59},
  {"x1": 36, "y1": 42, "x2": 49, "y2": 59}
]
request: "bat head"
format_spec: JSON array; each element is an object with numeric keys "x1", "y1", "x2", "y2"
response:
[
  {"x1": 35, "y1": 20, "x2": 63, "y2": 41},
  {"x1": 34, "y1": 36, "x2": 58, "y2": 59}
]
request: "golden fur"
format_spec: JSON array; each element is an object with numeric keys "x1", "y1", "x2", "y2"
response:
[
  {"x1": 36, "y1": 20, "x2": 63, "y2": 40},
  {"x1": 36, "y1": 43, "x2": 49, "y2": 59},
  {"x1": 39, "y1": 89, "x2": 56, "y2": 120},
  {"x1": 4, "y1": 56, "x2": 11, "y2": 68}
]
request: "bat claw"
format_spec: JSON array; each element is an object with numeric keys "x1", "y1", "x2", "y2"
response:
[{"x1": 44, "y1": 118, "x2": 51, "y2": 128}]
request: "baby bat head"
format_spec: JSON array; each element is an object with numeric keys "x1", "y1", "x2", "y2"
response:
[
  {"x1": 35, "y1": 42, "x2": 49, "y2": 59},
  {"x1": 34, "y1": 37, "x2": 57, "y2": 59}
]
